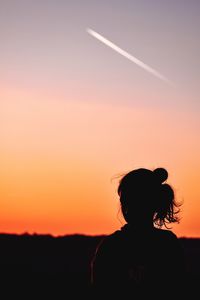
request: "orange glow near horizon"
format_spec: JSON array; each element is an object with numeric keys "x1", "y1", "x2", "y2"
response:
[
  {"x1": 1, "y1": 85, "x2": 200, "y2": 238},
  {"x1": 1, "y1": 1, "x2": 200, "y2": 238}
]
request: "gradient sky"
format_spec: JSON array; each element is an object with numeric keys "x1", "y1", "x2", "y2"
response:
[{"x1": 1, "y1": 0, "x2": 200, "y2": 237}]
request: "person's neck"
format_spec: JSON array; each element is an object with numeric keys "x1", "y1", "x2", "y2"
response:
[{"x1": 124, "y1": 221, "x2": 155, "y2": 232}]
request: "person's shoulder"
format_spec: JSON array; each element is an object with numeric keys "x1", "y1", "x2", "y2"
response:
[
  {"x1": 165, "y1": 229, "x2": 180, "y2": 241},
  {"x1": 101, "y1": 230, "x2": 122, "y2": 244},
  {"x1": 155, "y1": 228, "x2": 178, "y2": 238},
  {"x1": 154, "y1": 228, "x2": 180, "y2": 243},
  {"x1": 96, "y1": 230, "x2": 122, "y2": 251}
]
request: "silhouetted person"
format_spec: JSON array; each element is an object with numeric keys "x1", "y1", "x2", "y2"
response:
[{"x1": 91, "y1": 167, "x2": 186, "y2": 298}]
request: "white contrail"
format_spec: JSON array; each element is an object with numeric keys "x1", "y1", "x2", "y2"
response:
[{"x1": 87, "y1": 28, "x2": 172, "y2": 85}]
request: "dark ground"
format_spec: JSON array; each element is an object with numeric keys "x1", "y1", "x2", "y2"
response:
[{"x1": 0, "y1": 233, "x2": 199, "y2": 299}]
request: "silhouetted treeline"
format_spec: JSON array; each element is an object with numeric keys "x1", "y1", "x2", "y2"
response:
[{"x1": 0, "y1": 233, "x2": 199, "y2": 298}]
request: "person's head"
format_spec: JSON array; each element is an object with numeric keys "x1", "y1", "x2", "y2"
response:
[{"x1": 117, "y1": 167, "x2": 181, "y2": 228}]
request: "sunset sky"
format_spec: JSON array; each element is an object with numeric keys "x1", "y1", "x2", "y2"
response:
[{"x1": 1, "y1": 0, "x2": 200, "y2": 237}]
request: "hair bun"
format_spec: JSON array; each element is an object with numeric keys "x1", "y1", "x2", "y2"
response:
[{"x1": 153, "y1": 168, "x2": 168, "y2": 183}]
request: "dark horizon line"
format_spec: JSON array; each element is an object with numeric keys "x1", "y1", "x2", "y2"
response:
[{"x1": 0, "y1": 231, "x2": 199, "y2": 240}]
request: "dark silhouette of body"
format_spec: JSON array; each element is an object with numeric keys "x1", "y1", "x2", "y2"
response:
[{"x1": 91, "y1": 168, "x2": 186, "y2": 298}]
